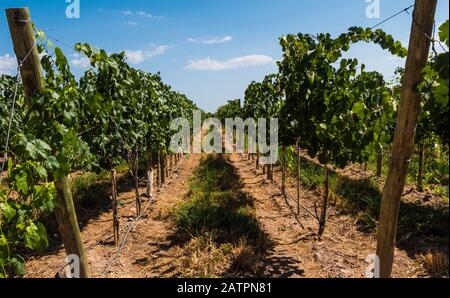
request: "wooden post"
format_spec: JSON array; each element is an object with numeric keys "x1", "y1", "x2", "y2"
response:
[
  {"x1": 111, "y1": 169, "x2": 119, "y2": 245},
  {"x1": 281, "y1": 146, "x2": 286, "y2": 198},
  {"x1": 156, "y1": 150, "x2": 161, "y2": 187},
  {"x1": 165, "y1": 154, "x2": 169, "y2": 178},
  {"x1": 7, "y1": 7, "x2": 90, "y2": 278},
  {"x1": 146, "y1": 149, "x2": 153, "y2": 198},
  {"x1": 376, "y1": 149, "x2": 383, "y2": 177},
  {"x1": 418, "y1": 143, "x2": 425, "y2": 192},
  {"x1": 256, "y1": 146, "x2": 260, "y2": 169},
  {"x1": 376, "y1": 0, "x2": 437, "y2": 278},
  {"x1": 160, "y1": 149, "x2": 166, "y2": 185},
  {"x1": 134, "y1": 149, "x2": 141, "y2": 216},
  {"x1": 318, "y1": 166, "x2": 329, "y2": 237},
  {"x1": 296, "y1": 141, "x2": 301, "y2": 216},
  {"x1": 6, "y1": 8, "x2": 44, "y2": 105},
  {"x1": 54, "y1": 178, "x2": 90, "y2": 278}
]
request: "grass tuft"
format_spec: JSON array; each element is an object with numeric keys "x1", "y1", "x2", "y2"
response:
[
  {"x1": 174, "y1": 154, "x2": 265, "y2": 276},
  {"x1": 417, "y1": 251, "x2": 449, "y2": 277}
]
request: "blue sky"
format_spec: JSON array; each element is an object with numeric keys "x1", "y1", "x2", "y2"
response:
[{"x1": 1, "y1": 0, "x2": 449, "y2": 112}]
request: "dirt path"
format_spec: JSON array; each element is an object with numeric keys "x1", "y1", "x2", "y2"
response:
[
  {"x1": 24, "y1": 152, "x2": 430, "y2": 278},
  {"x1": 25, "y1": 154, "x2": 202, "y2": 278},
  {"x1": 229, "y1": 154, "x2": 418, "y2": 278}
]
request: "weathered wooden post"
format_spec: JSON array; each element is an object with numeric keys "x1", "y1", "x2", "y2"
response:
[
  {"x1": 146, "y1": 149, "x2": 154, "y2": 198},
  {"x1": 6, "y1": 7, "x2": 90, "y2": 278},
  {"x1": 296, "y1": 141, "x2": 301, "y2": 216},
  {"x1": 376, "y1": 0, "x2": 437, "y2": 278},
  {"x1": 160, "y1": 149, "x2": 166, "y2": 185},
  {"x1": 111, "y1": 169, "x2": 119, "y2": 245},
  {"x1": 376, "y1": 149, "x2": 383, "y2": 177},
  {"x1": 281, "y1": 146, "x2": 286, "y2": 198},
  {"x1": 156, "y1": 150, "x2": 161, "y2": 187},
  {"x1": 134, "y1": 149, "x2": 141, "y2": 216},
  {"x1": 6, "y1": 8, "x2": 44, "y2": 103},
  {"x1": 318, "y1": 166, "x2": 329, "y2": 237},
  {"x1": 417, "y1": 143, "x2": 425, "y2": 192}
]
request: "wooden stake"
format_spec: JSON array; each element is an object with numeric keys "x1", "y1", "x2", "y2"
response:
[
  {"x1": 281, "y1": 146, "x2": 286, "y2": 198},
  {"x1": 111, "y1": 169, "x2": 119, "y2": 245},
  {"x1": 318, "y1": 166, "x2": 329, "y2": 237},
  {"x1": 376, "y1": 0, "x2": 437, "y2": 278},
  {"x1": 160, "y1": 149, "x2": 166, "y2": 185},
  {"x1": 297, "y1": 148, "x2": 300, "y2": 216},
  {"x1": 54, "y1": 178, "x2": 90, "y2": 278},
  {"x1": 165, "y1": 154, "x2": 169, "y2": 178},
  {"x1": 6, "y1": 8, "x2": 44, "y2": 105},
  {"x1": 6, "y1": 7, "x2": 90, "y2": 278},
  {"x1": 134, "y1": 149, "x2": 141, "y2": 216},
  {"x1": 256, "y1": 147, "x2": 260, "y2": 169},
  {"x1": 376, "y1": 149, "x2": 383, "y2": 177},
  {"x1": 157, "y1": 150, "x2": 161, "y2": 187},
  {"x1": 146, "y1": 149, "x2": 153, "y2": 198},
  {"x1": 418, "y1": 143, "x2": 425, "y2": 192}
]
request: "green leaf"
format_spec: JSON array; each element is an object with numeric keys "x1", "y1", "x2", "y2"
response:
[
  {"x1": 352, "y1": 101, "x2": 366, "y2": 118},
  {"x1": 0, "y1": 202, "x2": 16, "y2": 220},
  {"x1": 0, "y1": 234, "x2": 7, "y2": 246},
  {"x1": 439, "y1": 20, "x2": 449, "y2": 48},
  {"x1": 35, "y1": 164, "x2": 48, "y2": 179},
  {"x1": 15, "y1": 174, "x2": 28, "y2": 194},
  {"x1": 24, "y1": 222, "x2": 48, "y2": 252},
  {"x1": 10, "y1": 255, "x2": 25, "y2": 276}
]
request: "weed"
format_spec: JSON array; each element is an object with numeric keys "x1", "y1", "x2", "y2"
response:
[
  {"x1": 174, "y1": 154, "x2": 263, "y2": 275},
  {"x1": 417, "y1": 251, "x2": 449, "y2": 277}
]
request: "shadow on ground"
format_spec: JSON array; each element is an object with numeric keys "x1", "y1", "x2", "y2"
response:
[{"x1": 151, "y1": 154, "x2": 306, "y2": 278}]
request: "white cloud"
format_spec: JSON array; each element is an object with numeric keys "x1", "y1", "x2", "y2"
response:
[
  {"x1": 0, "y1": 54, "x2": 17, "y2": 75},
  {"x1": 136, "y1": 11, "x2": 152, "y2": 18},
  {"x1": 71, "y1": 54, "x2": 91, "y2": 68},
  {"x1": 124, "y1": 21, "x2": 139, "y2": 26},
  {"x1": 125, "y1": 45, "x2": 172, "y2": 64},
  {"x1": 187, "y1": 35, "x2": 233, "y2": 45},
  {"x1": 186, "y1": 55, "x2": 274, "y2": 71},
  {"x1": 121, "y1": 10, "x2": 163, "y2": 19},
  {"x1": 124, "y1": 50, "x2": 146, "y2": 64}
]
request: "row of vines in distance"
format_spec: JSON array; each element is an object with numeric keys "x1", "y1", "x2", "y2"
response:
[{"x1": 0, "y1": 8, "x2": 202, "y2": 277}]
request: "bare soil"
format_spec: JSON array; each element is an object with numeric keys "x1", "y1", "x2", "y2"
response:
[
  {"x1": 23, "y1": 152, "x2": 446, "y2": 278},
  {"x1": 25, "y1": 154, "x2": 202, "y2": 278},
  {"x1": 228, "y1": 154, "x2": 419, "y2": 278}
]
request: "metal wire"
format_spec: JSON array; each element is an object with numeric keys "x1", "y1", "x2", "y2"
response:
[
  {"x1": 370, "y1": 4, "x2": 415, "y2": 30},
  {"x1": 18, "y1": 41, "x2": 37, "y2": 67},
  {"x1": 412, "y1": 11, "x2": 449, "y2": 54},
  {"x1": 0, "y1": 69, "x2": 21, "y2": 185},
  {"x1": 101, "y1": 155, "x2": 187, "y2": 277},
  {"x1": 0, "y1": 40, "x2": 37, "y2": 184}
]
